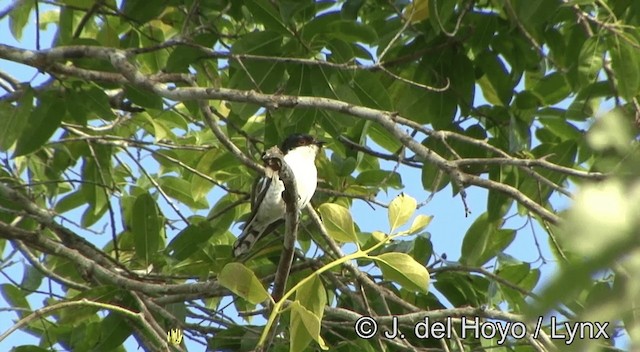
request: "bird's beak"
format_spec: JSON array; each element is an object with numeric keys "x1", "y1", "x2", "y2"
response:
[{"x1": 315, "y1": 140, "x2": 326, "y2": 147}]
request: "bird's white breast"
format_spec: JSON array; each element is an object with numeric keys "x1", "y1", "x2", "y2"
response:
[
  {"x1": 251, "y1": 145, "x2": 319, "y2": 229},
  {"x1": 283, "y1": 145, "x2": 319, "y2": 208}
]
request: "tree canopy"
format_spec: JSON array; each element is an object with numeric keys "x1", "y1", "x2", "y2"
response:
[{"x1": 0, "y1": 0, "x2": 639, "y2": 351}]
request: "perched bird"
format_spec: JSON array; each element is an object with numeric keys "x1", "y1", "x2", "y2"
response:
[{"x1": 232, "y1": 134, "x2": 324, "y2": 257}]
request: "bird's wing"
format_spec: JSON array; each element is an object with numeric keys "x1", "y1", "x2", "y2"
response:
[{"x1": 242, "y1": 175, "x2": 272, "y2": 230}]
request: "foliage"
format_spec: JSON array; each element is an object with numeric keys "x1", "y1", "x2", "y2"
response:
[{"x1": 0, "y1": 0, "x2": 639, "y2": 351}]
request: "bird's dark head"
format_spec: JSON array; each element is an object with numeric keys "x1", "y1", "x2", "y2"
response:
[{"x1": 280, "y1": 134, "x2": 325, "y2": 154}]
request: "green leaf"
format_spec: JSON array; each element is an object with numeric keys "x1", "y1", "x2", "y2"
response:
[
  {"x1": 138, "y1": 25, "x2": 168, "y2": 73},
  {"x1": 0, "y1": 89, "x2": 32, "y2": 151},
  {"x1": 461, "y1": 213, "x2": 516, "y2": 266},
  {"x1": 232, "y1": 30, "x2": 283, "y2": 55},
  {"x1": 576, "y1": 36, "x2": 604, "y2": 90},
  {"x1": 244, "y1": 0, "x2": 289, "y2": 34},
  {"x1": 355, "y1": 169, "x2": 402, "y2": 189},
  {"x1": 433, "y1": 271, "x2": 484, "y2": 306},
  {"x1": 95, "y1": 313, "x2": 132, "y2": 350},
  {"x1": 9, "y1": 0, "x2": 33, "y2": 40},
  {"x1": 476, "y1": 51, "x2": 513, "y2": 106},
  {"x1": 331, "y1": 153, "x2": 357, "y2": 177},
  {"x1": 317, "y1": 203, "x2": 357, "y2": 243},
  {"x1": 449, "y1": 52, "x2": 476, "y2": 115},
  {"x1": 388, "y1": 193, "x2": 417, "y2": 233},
  {"x1": 139, "y1": 111, "x2": 172, "y2": 142},
  {"x1": 408, "y1": 214, "x2": 433, "y2": 235},
  {"x1": 351, "y1": 71, "x2": 392, "y2": 110},
  {"x1": 166, "y1": 222, "x2": 215, "y2": 261},
  {"x1": 373, "y1": 252, "x2": 430, "y2": 293},
  {"x1": 131, "y1": 193, "x2": 163, "y2": 262},
  {"x1": 67, "y1": 86, "x2": 116, "y2": 124},
  {"x1": 329, "y1": 20, "x2": 377, "y2": 44},
  {"x1": 218, "y1": 263, "x2": 269, "y2": 304},
  {"x1": 190, "y1": 149, "x2": 219, "y2": 202},
  {"x1": 487, "y1": 168, "x2": 515, "y2": 221},
  {"x1": 121, "y1": 0, "x2": 166, "y2": 23},
  {"x1": 124, "y1": 84, "x2": 163, "y2": 110},
  {"x1": 296, "y1": 274, "x2": 326, "y2": 318},
  {"x1": 368, "y1": 123, "x2": 402, "y2": 153},
  {"x1": 158, "y1": 176, "x2": 209, "y2": 209},
  {"x1": 610, "y1": 39, "x2": 640, "y2": 100},
  {"x1": 14, "y1": 93, "x2": 66, "y2": 156},
  {"x1": 290, "y1": 300, "x2": 328, "y2": 352},
  {"x1": 21, "y1": 264, "x2": 43, "y2": 292},
  {"x1": 412, "y1": 233, "x2": 433, "y2": 264},
  {"x1": 166, "y1": 46, "x2": 205, "y2": 73},
  {"x1": 0, "y1": 284, "x2": 31, "y2": 317},
  {"x1": 531, "y1": 72, "x2": 571, "y2": 105},
  {"x1": 302, "y1": 13, "x2": 377, "y2": 45}
]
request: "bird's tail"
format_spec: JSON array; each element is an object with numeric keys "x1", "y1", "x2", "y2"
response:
[{"x1": 232, "y1": 227, "x2": 262, "y2": 257}]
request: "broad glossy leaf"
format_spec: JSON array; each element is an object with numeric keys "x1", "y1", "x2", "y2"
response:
[
  {"x1": 231, "y1": 30, "x2": 283, "y2": 55},
  {"x1": 245, "y1": 0, "x2": 289, "y2": 34},
  {"x1": 610, "y1": 39, "x2": 640, "y2": 100},
  {"x1": 218, "y1": 263, "x2": 269, "y2": 304},
  {"x1": 373, "y1": 252, "x2": 430, "y2": 293},
  {"x1": 166, "y1": 46, "x2": 204, "y2": 73},
  {"x1": 531, "y1": 72, "x2": 571, "y2": 105},
  {"x1": 487, "y1": 168, "x2": 515, "y2": 221},
  {"x1": 331, "y1": 153, "x2": 357, "y2": 177},
  {"x1": 0, "y1": 89, "x2": 32, "y2": 151},
  {"x1": 14, "y1": 92, "x2": 66, "y2": 156},
  {"x1": 412, "y1": 232, "x2": 433, "y2": 264},
  {"x1": 296, "y1": 274, "x2": 326, "y2": 319},
  {"x1": 368, "y1": 123, "x2": 402, "y2": 153},
  {"x1": 94, "y1": 313, "x2": 132, "y2": 350},
  {"x1": 302, "y1": 12, "x2": 377, "y2": 45},
  {"x1": 476, "y1": 51, "x2": 513, "y2": 106},
  {"x1": 131, "y1": 193, "x2": 163, "y2": 262},
  {"x1": 158, "y1": 176, "x2": 209, "y2": 209},
  {"x1": 317, "y1": 203, "x2": 357, "y2": 243},
  {"x1": 290, "y1": 301, "x2": 328, "y2": 352},
  {"x1": 0, "y1": 284, "x2": 31, "y2": 317},
  {"x1": 355, "y1": 169, "x2": 402, "y2": 189},
  {"x1": 449, "y1": 53, "x2": 476, "y2": 115},
  {"x1": 518, "y1": 140, "x2": 577, "y2": 205},
  {"x1": 124, "y1": 84, "x2": 163, "y2": 110},
  {"x1": 461, "y1": 212, "x2": 516, "y2": 266},
  {"x1": 67, "y1": 86, "x2": 116, "y2": 124},
  {"x1": 121, "y1": 0, "x2": 165, "y2": 22},
  {"x1": 166, "y1": 222, "x2": 215, "y2": 261},
  {"x1": 9, "y1": 0, "x2": 33, "y2": 40},
  {"x1": 576, "y1": 36, "x2": 604, "y2": 90},
  {"x1": 433, "y1": 271, "x2": 484, "y2": 307},
  {"x1": 351, "y1": 71, "x2": 392, "y2": 110},
  {"x1": 408, "y1": 214, "x2": 433, "y2": 235},
  {"x1": 428, "y1": 0, "x2": 456, "y2": 33},
  {"x1": 388, "y1": 193, "x2": 417, "y2": 233},
  {"x1": 21, "y1": 264, "x2": 43, "y2": 292}
]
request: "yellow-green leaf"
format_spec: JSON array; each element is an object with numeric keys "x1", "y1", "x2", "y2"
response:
[
  {"x1": 318, "y1": 203, "x2": 357, "y2": 243},
  {"x1": 388, "y1": 193, "x2": 417, "y2": 233},
  {"x1": 408, "y1": 214, "x2": 433, "y2": 234},
  {"x1": 218, "y1": 263, "x2": 269, "y2": 305},
  {"x1": 290, "y1": 301, "x2": 328, "y2": 352},
  {"x1": 296, "y1": 274, "x2": 326, "y2": 318},
  {"x1": 373, "y1": 252, "x2": 430, "y2": 293},
  {"x1": 403, "y1": 0, "x2": 430, "y2": 23}
]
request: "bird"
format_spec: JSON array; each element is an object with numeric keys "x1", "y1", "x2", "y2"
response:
[{"x1": 232, "y1": 134, "x2": 324, "y2": 257}]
